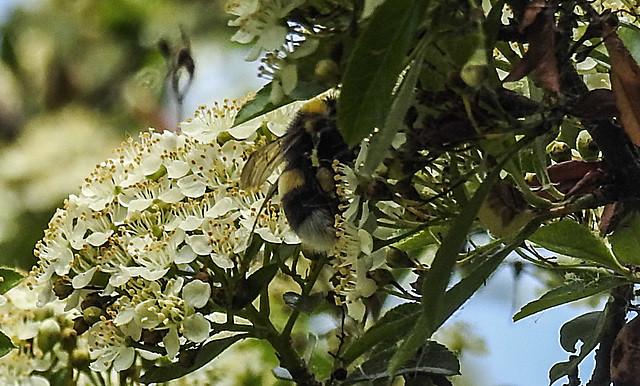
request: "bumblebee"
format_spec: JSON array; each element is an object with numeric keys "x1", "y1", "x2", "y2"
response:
[{"x1": 240, "y1": 97, "x2": 353, "y2": 253}]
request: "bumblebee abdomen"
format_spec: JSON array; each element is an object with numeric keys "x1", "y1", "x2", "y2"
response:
[{"x1": 279, "y1": 168, "x2": 338, "y2": 252}]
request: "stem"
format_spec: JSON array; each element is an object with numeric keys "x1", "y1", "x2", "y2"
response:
[
  {"x1": 282, "y1": 255, "x2": 328, "y2": 337},
  {"x1": 244, "y1": 305, "x2": 321, "y2": 386}
]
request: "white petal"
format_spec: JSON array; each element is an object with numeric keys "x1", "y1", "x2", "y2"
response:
[
  {"x1": 86, "y1": 230, "x2": 114, "y2": 246},
  {"x1": 183, "y1": 314, "x2": 210, "y2": 343},
  {"x1": 159, "y1": 188, "x2": 185, "y2": 204},
  {"x1": 188, "y1": 235, "x2": 213, "y2": 255},
  {"x1": 128, "y1": 198, "x2": 154, "y2": 212},
  {"x1": 178, "y1": 175, "x2": 207, "y2": 198},
  {"x1": 205, "y1": 197, "x2": 234, "y2": 218},
  {"x1": 175, "y1": 245, "x2": 197, "y2": 264},
  {"x1": 113, "y1": 347, "x2": 135, "y2": 372},
  {"x1": 166, "y1": 160, "x2": 191, "y2": 179},
  {"x1": 72, "y1": 267, "x2": 96, "y2": 289},
  {"x1": 163, "y1": 327, "x2": 180, "y2": 360},
  {"x1": 211, "y1": 254, "x2": 234, "y2": 269},
  {"x1": 183, "y1": 280, "x2": 211, "y2": 309}
]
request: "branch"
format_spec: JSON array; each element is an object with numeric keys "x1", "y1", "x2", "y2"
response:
[{"x1": 586, "y1": 284, "x2": 633, "y2": 385}]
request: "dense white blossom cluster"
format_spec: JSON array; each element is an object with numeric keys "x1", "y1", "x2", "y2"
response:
[{"x1": 28, "y1": 99, "x2": 304, "y2": 371}]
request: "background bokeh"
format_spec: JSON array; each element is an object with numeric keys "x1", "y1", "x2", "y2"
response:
[{"x1": 0, "y1": 1, "x2": 609, "y2": 385}]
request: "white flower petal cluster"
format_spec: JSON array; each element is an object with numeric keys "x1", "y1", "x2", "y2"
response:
[
  {"x1": 225, "y1": 0, "x2": 305, "y2": 61},
  {"x1": 29, "y1": 97, "x2": 300, "y2": 371}
]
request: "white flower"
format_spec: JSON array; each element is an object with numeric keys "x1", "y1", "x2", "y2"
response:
[
  {"x1": 225, "y1": 0, "x2": 305, "y2": 61},
  {"x1": 88, "y1": 320, "x2": 135, "y2": 372}
]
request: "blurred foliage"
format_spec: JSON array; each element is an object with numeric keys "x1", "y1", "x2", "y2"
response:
[{"x1": 0, "y1": 0, "x2": 239, "y2": 270}]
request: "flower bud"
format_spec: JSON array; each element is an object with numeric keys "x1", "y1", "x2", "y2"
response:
[{"x1": 37, "y1": 319, "x2": 61, "y2": 353}]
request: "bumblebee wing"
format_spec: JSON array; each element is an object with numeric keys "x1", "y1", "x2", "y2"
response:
[{"x1": 240, "y1": 138, "x2": 286, "y2": 189}]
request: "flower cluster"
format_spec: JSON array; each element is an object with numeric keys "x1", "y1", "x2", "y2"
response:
[
  {"x1": 0, "y1": 280, "x2": 82, "y2": 385},
  {"x1": 28, "y1": 98, "x2": 301, "y2": 372}
]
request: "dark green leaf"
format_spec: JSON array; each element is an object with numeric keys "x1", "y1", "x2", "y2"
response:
[
  {"x1": 232, "y1": 264, "x2": 279, "y2": 310},
  {"x1": 559, "y1": 311, "x2": 602, "y2": 353},
  {"x1": 233, "y1": 83, "x2": 280, "y2": 125},
  {"x1": 549, "y1": 311, "x2": 606, "y2": 384},
  {"x1": 282, "y1": 292, "x2": 324, "y2": 314},
  {"x1": 0, "y1": 331, "x2": 15, "y2": 358},
  {"x1": 0, "y1": 267, "x2": 23, "y2": 295},
  {"x1": 361, "y1": 39, "x2": 427, "y2": 176},
  {"x1": 344, "y1": 341, "x2": 459, "y2": 385},
  {"x1": 342, "y1": 303, "x2": 420, "y2": 365},
  {"x1": 338, "y1": 0, "x2": 425, "y2": 146},
  {"x1": 139, "y1": 334, "x2": 247, "y2": 383},
  {"x1": 609, "y1": 211, "x2": 640, "y2": 265},
  {"x1": 529, "y1": 219, "x2": 623, "y2": 271},
  {"x1": 233, "y1": 81, "x2": 328, "y2": 126},
  {"x1": 513, "y1": 275, "x2": 628, "y2": 321}
]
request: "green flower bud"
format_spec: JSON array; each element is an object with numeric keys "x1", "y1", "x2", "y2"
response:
[
  {"x1": 71, "y1": 348, "x2": 91, "y2": 371},
  {"x1": 37, "y1": 318, "x2": 61, "y2": 353},
  {"x1": 546, "y1": 141, "x2": 571, "y2": 163},
  {"x1": 576, "y1": 130, "x2": 599, "y2": 161}
]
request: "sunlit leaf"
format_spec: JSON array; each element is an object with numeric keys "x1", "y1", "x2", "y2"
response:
[
  {"x1": 513, "y1": 275, "x2": 628, "y2": 321},
  {"x1": 338, "y1": 0, "x2": 425, "y2": 146},
  {"x1": 528, "y1": 219, "x2": 623, "y2": 271},
  {"x1": 233, "y1": 83, "x2": 283, "y2": 125},
  {"x1": 609, "y1": 212, "x2": 640, "y2": 266},
  {"x1": 618, "y1": 23, "x2": 640, "y2": 68}
]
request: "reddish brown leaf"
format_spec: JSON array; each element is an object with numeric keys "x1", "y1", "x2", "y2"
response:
[
  {"x1": 518, "y1": 0, "x2": 547, "y2": 32},
  {"x1": 504, "y1": 1, "x2": 561, "y2": 94},
  {"x1": 573, "y1": 89, "x2": 619, "y2": 120},
  {"x1": 603, "y1": 25, "x2": 640, "y2": 147}
]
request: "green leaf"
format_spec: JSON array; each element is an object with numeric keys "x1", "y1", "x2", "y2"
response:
[
  {"x1": 528, "y1": 219, "x2": 623, "y2": 271},
  {"x1": 549, "y1": 311, "x2": 606, "y2": 384},
  {"x1": 609, "y1": 211, "x2": 640, "y2": 265},
  {"x1": 360, "y1": 37, "x2": 428, "y2": 176},
  {"x1": 338, "y1": 0, "x2": 425, "y2": 146},
  {"x1": 139, "y1": 334, "x2": 247, "y2": 383},
  {"x1": 232, "y1": 264, "x2": 279, "y2": 310},
  {"x1": 388, "y1": 138, "x2": 532, "y2": 377},
  {"x1": 388, "y1": 163, "x2": 504, "y2": 377},
  {"x1": 344, "y1": 340, "x2": 459, "y2": 385},
  {"x1": 0, "y1": 267, "x2": 23, "y2": 295},
  {"x1": 233, "y1": 81, "x2": 328, "y2": 126},
  {"x1": 619, "y1": 22, "x2": 640, "y2": 66},
  {"x1": 233, "y1": 83, "x2": 281, "y2": 126},
  {"x1": 513, "y1": 274, "x2": 628, "y2": 321},
  {"x1": 282, "y1": 292, "x2": 324, "y2": 314},
  {"x1": 341, "y1": 303, "x2": 421, "y2": 366},
  {"x1": 0, "y1": 331, "x2": 15, "y2": 358}
]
